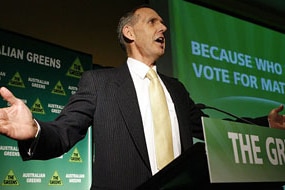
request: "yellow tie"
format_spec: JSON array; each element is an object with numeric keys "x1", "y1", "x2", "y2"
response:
[{"x1": 146, "y1": 68, "x2": 174, "y2": 170}]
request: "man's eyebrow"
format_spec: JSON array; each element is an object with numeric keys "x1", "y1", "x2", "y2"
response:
[{"x1": 148, "y1": 17, "x2": 164, "y2": 23}]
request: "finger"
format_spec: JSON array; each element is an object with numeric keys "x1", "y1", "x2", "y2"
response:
[
  {"x1": 275, "y1": 104, "x2": 284, "y2": 113},
  {"x1": 0, "y1": 87, "x2": 18, "y2": 105}
]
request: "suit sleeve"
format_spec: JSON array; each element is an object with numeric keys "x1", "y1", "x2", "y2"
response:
[{"x1": 18, "y1": 70, "x2": 96, "y2": 160}]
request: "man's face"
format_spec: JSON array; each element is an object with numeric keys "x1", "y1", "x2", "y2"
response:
[{"x1": 131, "y1": 8, "x2": 167, "y2": 62}]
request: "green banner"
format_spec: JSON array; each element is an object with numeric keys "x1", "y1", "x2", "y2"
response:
[
  {"x1": 202, "y1": 117, "x2": 285, "y2": 183},
  {"x1": 0, "y1": 29, "x2": 93, "y2": 189},
  {"x1": 168, "y1": 0, "x2": 285, "y2": 119}
]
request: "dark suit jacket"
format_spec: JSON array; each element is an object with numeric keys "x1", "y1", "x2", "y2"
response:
[{"x1": 18, "y1": 63, "x2": 206, "y2": 189}]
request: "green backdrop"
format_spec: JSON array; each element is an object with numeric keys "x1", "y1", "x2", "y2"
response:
[
  {"x1": 167, "y1": 0, "x2": 285, "y2": 188},
  {"x1": 0, "y1": 29, "x2": 93, "y2": 189},
  {"x1": 168, "y1": 0, "x2": 285, "y2": 120}
]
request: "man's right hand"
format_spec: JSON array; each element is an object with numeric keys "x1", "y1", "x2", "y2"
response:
[
  {"x1": 268, "y1": 104, "x2": 285, "y2": 130},
  {"x1": 0, "y1": 87, "x2": 38, "y2": 140}
]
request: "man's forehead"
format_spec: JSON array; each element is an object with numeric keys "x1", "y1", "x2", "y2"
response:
[{"x1": 135, "y1": 8, "x2": 162, "y2": 21}]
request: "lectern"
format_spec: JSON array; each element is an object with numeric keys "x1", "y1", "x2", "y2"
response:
[{"x1": 137, "y1": 118, "x2": 285, "y2": 190}]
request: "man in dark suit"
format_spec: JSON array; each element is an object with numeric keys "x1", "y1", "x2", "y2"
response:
[{"x1": 0, "y1": 5, "x2": 284, "y2": 190}]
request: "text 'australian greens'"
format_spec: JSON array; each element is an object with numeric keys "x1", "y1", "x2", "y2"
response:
[{"x1": 0, "y1": 45, "x2": 61, "y2": 69}]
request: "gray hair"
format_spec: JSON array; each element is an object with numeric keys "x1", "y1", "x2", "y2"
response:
[{"x1": 117, "y1": 5, "x2": 151, "y2": 52}]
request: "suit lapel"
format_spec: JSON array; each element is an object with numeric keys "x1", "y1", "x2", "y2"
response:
[
  {"x1": 113, "y1": 64, "x2": 151, "y2": 171},
  {"x1": 160, "y1": 74, "x2": 193, "y2": 151}
]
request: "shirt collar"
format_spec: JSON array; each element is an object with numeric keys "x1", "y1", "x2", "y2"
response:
[{"x1": 127, "y1": 57, "x2": 157, "y2": 79}]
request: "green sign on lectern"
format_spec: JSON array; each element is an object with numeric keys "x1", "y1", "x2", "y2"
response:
[{"x1": 202, "y1": 117, "x2": 285, "y2": 183}]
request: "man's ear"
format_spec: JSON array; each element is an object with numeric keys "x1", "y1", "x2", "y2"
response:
[{"x1": 122, "y1": 25, "x2": 135, "y2": 41}]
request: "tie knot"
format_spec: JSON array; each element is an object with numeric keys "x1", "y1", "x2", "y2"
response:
[{"x1": 146, "y1": 68, "x2": 158, "y2": 80}]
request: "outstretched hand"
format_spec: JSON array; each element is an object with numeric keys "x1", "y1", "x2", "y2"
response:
[
  {"x1": 0, "y1": 87, "x2": 38, "y2": 140},
  {"x1": 268, "y1": 104, "x2": 285, "y2": 130}
]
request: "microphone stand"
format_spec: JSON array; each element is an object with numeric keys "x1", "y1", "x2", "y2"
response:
[{"x1": 196, "y1": 103, "x2": 256, "y2": 125}]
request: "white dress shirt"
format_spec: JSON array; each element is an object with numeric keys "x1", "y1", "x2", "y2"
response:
[{"x1": 127, "y1": 57, "x2": 181, "y2": 175}]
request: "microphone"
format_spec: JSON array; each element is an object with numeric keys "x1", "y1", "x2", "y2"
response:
[{"x1": 196, "y1": 103, "x2": 256, "y2": 125}]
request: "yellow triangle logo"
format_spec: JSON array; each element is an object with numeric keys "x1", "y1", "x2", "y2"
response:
[
  {"x1": 66, "y1": 57, "x2": 84, "y2": 78},
  {"x1": 69, "y1": 147, "x2": 83, "y2": 163},
  {"x1": 2, "y1": 170, "x2": 19, "y2": 186},
  {"x1": 48, "y1": 171, "x2": 63, "y2": 186},
  {"x1": 51, "y1": 80, "x2": 66, "y2": 96},
  {"x1": 30, "y1": 98, "x2": 45, "y2": 114},
  {"x1": 8, "y1": 72, "x2": 25, "y2": 88}
]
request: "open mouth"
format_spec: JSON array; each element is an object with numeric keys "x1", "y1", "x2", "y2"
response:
[{"x1": 155, "y1": 37, "x2": 165, "y2": 43}]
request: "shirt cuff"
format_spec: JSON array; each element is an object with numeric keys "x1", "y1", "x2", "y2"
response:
[
  {"x1": 34, "y1": 119, "x2": 41, "y2": 138},
  {"x1": 27, "y1": 119, "x2": 41, "y2": 157}
]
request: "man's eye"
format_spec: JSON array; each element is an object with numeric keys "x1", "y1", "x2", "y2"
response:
[{"x1": 149, "y1": 19, "x2": 155, "y2": 24}]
